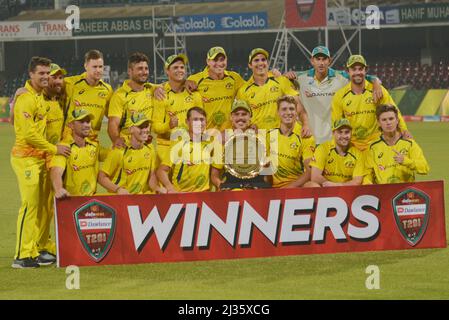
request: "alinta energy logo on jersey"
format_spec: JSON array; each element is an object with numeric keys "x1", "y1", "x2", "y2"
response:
[
  {"x1": 74, "y1": 200, "x2": 116, "y2": 262},
  {"x1": 392, "y1": 188, "x2": 430, "y2": 246}
]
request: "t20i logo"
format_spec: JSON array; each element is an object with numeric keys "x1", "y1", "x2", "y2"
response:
[
  {"x1": 74, "y1": 200, "x2": 116, "y2": 262},
  {"x1": 392, "y1": 189, "x2": 430, "y2": 246}
]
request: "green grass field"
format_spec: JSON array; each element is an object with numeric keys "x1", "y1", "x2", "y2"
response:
[{"x1": 0, "y1": 122, "x2": 448, "y2": 300}]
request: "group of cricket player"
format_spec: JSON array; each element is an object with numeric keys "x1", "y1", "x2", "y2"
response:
[{"x1": 9, "y1": 44, "x2": 429, "y2": 268}]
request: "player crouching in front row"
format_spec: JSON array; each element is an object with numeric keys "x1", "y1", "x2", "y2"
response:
[
  {"x1": 308, "y1": 118, "x2": 365, "y2": 187},
  {"x1": 50, "y1": 110, "x2": 103, "y2": 199},
  {"x1": 363, "y1": 104, "x2": 429, "y2": 184},
  {"x1": 98, "y1": 113, "x2": 166, "y2": 195}
]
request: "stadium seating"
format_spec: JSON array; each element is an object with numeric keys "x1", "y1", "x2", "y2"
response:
[{"x1": 1, "y1": 55, "x2": 448, "y2": 98}]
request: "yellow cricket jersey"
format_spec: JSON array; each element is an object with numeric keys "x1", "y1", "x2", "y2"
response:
[
  {"x1": 310, "y1": 141, "x2": 366, "y2": 183},
  {"x1": 331, "y1": 80, "x2": 408, "y2": 150},
  {"x1": 101, "y1": 143, "x2": 157, "y2": 194},
  {"x1": 64, "y1": 73, "x2": 113, "y2": 137},
  {"x1": 44, "y1": 95, "x2": 65, "y2": 145},
  {"x1": 109, "y1": 80, "x2": 156, "y2": 137},
  {"x1": 188, "y1": 68, "x2": 245, "y2": 131},
  {"x1": 152, "y1": 82, "x2": 204, "y2": 146},
  {"x1": 11, "y1": 81, "x2": 57, "y2": 159},
  {"x1": 267, "y1": 128, "x2": 315, "y2": 188},
  {"x1": 49, "y1": 137, "x2": 100, "y2": 196},
  {"x1": 161, "y1": 139, "x2": 219, "y2": 192},
  {"x1": 364, "y1": 136, "x2": 430, "y2": 184},
  {"x1": 237, "y1": 74, "x2": 299, "y2": 130}
]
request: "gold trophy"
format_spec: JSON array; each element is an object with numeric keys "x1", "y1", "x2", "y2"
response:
[
  {"x1": 220, "y1": 100, "x2": 271, "y2": 190},
  {"x1": 224, "y1": 131, "x2": 266, "y2": 180}
]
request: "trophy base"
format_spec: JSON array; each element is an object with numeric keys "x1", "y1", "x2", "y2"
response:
[{"x1": 220, "y1": 172, "x2": 271, "y2": 190}]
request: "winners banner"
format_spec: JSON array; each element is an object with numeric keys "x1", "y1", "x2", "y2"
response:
[{"x1": 55, "y1": 181, "x2": 446, "y2": 267}]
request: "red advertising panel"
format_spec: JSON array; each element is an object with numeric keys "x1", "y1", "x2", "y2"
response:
[
  {"x1": 285, "y1": 0, "x2": 327, "y2": 28},
  {"x1": 55, "y1": 181, "x2": 446, "y2": 267}
]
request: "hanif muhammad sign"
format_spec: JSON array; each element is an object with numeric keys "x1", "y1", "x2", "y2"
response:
[{"x1": 55, "y1": 181, "x2": 446, "y2": 267}]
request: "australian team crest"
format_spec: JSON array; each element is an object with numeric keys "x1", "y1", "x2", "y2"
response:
[
  {"x1": 392, "y1": 189, "x2": 430, "y2": 246},
  {"x1": 74, "y1": 200, "x2": 116, "y2": 262}
]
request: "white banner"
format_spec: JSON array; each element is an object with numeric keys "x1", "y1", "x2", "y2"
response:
[{"x1": 0, "y1": 20, "x2": 72, "y2": 41}]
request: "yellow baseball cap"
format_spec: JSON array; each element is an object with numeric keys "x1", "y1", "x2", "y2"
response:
[
  {"x1": 231, "y1": 100, "x2": 252, "y2": 116},
  {"x1": 248, "y1": 48, "x2": 269, "y2": 64},
  {"x1": 130, "y1": 112, "x2": 151, "y2": 127},
  {"x1": 346, "y1": 55, "x2": 367, "y2": 68},
  {"x1": 71, "y1": 109, "x2": 94, "y2": 122},
  {"x1": 332, "y1": 118, "x2": 352, "y2": 131},
  {"x1": 207, "y1": 46, "x2": 227, "y2": 60},
  {"x1": 164, "y1": 53, "x2": 188, "y2": 69},
  {"x1": 50, "y1": 63, "x2": 67, "y2": 76}
]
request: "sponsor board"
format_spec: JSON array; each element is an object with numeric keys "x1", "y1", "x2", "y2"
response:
[
  {"x1": 0, "y1": 20, "x2": 71, "y2": 41},
  {"x1": 326, "y1": 3, "x2": 449, "y2": 27},
  {"x1": 73, "y1": 13, "x2": 267, "y2": 36},
  {"x1": 285, "y1": 0, "x2": 327, "y2": 29},
  {"x1": 403, "y1": 115, "x2": 424, "y2": 122},
  {"x1": 55, "y1": 181, "x2": 446, "y2": 267},
  {"x1": 176, "y1": 12, "x2": 267, "y2": 33},
  {"x1": 392, "y1": 189, "x2": 430, "y2": 246},
  {"x1": 73, "y1": 200, "x2": 116, "y2": 262},
  {"x1": 423, "y1": 115, "x2": 441, "y2": 122}
]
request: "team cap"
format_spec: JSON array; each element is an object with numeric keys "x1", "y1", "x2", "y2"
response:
[
  {"x1": 130, "y1": 112, "x2": 151, "y2": 127},
  {"x1": 165, "y1": 53, "x2": 188, "y2": 69},
  {"x1": 346, "y1": 55, "x2": 368, "y2": 68},
  {"x1": 332, "y1": 118, "x2": 352, "y2": 131},
  {"x1": 311, "y1": 46, "x2": 331, "y2": 58},
  {"x1": 207, "y1": 47, "x2": 227, "y2": 60},
  {"x1": 248, "y1": 48, "x2": 269, "y2": 64},
  {"x1": 231, "y1": 100, "x2": 252, "y2": 116},
  {"x1": 71, "y1": 109, "x2": 94, "y2": 122},
  {"x1": 50, "y1": 63, "x2": 67, "y2": 76}
]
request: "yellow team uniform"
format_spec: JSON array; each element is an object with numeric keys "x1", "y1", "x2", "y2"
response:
[
  {"x1": 64, "y1": 73, "x2": 113, "y2": 140},
  {"x1": 108, "y1": 80, "x2": 156, "y2": 141},
  {"x1": 38, "y1": 93, "x2": 65, "y2": 255},
  {"x1": 310, "y1": 141, "x2": 366, "y2": 183},
  {"x1": 152, "y1": 82, "x2": 204, "y2": 161},
  {"x1": 50, "y1": 137, "x2": 101, "y2": 196},
  {"x1": 11, "y1": 81, "x2": 58, "y2": 259},
  {"x1": 161, "y1": 139, "x2": 219, "y2": 192},
  {"x1": 100, "y1": 143, "x2": 157, "y2": 194},
  {"x1": 364, "y1": 136, "x2": 429, "y2": 184},
  {"x1": 45, "y1": 95, "x2": 65, "y2": 145},
  {"x1": 331, "y1": 81, "x2": 408, "y2": 150},
  {"x1": 267, "y1": 129, "x2": 315, "y2": 188},
  {"x1": 237, "y1": 73, "x2": 299, "y2": 130},
  {"x1": 188, "y1": 68, "x2": 245, "y2": 131}
]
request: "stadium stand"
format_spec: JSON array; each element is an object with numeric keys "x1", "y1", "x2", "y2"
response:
[
  {"x1": 1, "y1": 0, "x2": 448, "y2": 96},
  {"x1": 2, "y1": 55, "x2": 448, "y2": 98}
]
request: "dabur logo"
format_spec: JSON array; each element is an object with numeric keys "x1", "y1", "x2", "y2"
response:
[
  {"x1": 392, "y1": 188, "x2": 430, "y2": 246},
  {"x1": 74, "y1": 200, "x2": 116, "y2": 262}
]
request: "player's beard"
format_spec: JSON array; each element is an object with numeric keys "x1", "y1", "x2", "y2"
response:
[
  {"x1": 351, "y1": 75, "x2": 364, "y2": 85},
  {"x1": 132, "y1": 76, "x2": 148, "y2": 85}
]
